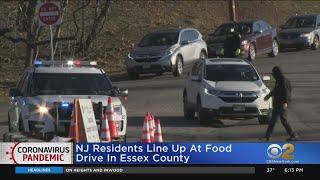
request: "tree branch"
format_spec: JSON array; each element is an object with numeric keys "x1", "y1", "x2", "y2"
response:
[{"x1": 75, "y1": 0, "x2": 111, "y2": 55}]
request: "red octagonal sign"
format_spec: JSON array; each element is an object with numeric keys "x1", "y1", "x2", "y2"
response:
[{"x1": 38, "y1": 2, "x2": 61, "y2": 26}]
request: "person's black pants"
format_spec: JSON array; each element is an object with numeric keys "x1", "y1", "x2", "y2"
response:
[{"x1": 265, "y1": 108, "x2": 296, "y2": 138}]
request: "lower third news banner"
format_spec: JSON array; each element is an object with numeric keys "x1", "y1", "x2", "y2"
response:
[{"x1": 1, "y1": 142, "x2": 320, "y2": 174}]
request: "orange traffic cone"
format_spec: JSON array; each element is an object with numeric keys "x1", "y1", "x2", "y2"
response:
[
  {"x1": 106, "y1": 97, "x2": 119, "y2": 139},
  {"x1": 69, "y1": 99, "x2": 80, "y2": 142},
  {"x1": 154, "y1": 119, "x2": 163, "y2": 143},
  {"x1": 100, "y1": 111, "x2": 111, "y2": 142},
  {"x1": 148, "y1": 112, "x2": 155, "y2": 142},
  {"x1": 141, "y1": 113, "x2": 151, "y2": 143}
]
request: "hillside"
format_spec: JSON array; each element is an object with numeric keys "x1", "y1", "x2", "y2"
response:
[{"x1": 1, "y1": 0, "x2": 320, "y2": 95}]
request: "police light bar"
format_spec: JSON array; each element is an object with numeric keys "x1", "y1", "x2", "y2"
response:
[{"x1": 33, "y1": 59, "x2": 97, "y2": 67}]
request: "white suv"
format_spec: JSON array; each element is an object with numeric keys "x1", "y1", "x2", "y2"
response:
[
  {"x1": 8, "y1": 60, "x2": 128, "y2": 141},
  {"x1": 183, "y1": 58, "x2": 272, "y2": 125}
]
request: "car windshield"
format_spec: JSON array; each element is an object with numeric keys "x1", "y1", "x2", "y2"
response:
[
  {"x1": 31, "y1": 73, "x2": 113, "y2": 95},
  {"x1": 284, "y1": 16, "x2": 315, "y2": 28},
  {"x1": 205, "y1": 64, "x2": 259, "y2": 81},
  {"x1": 138, "y1": 32, "x2": 179, "y2": 47},
  {"x1": 213, "y1": 23, "x2": 252, "y2": 36}
]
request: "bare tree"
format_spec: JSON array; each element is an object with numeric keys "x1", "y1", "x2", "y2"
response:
[{"x1": 0, "y1": 0, "x2": 111, "y2": 67}]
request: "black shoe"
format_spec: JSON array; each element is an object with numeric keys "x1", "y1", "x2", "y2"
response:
[
  {"x1": 287, "y1": 134, "x2": 299, "y2": 141},
  {"x1": 259, "y1": 137, "x2": 270, "y2": 141}
]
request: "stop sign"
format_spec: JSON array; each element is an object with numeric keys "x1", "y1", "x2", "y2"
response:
[{"x1": 38, "y1": 2, "x2": 61, "y2": 26}]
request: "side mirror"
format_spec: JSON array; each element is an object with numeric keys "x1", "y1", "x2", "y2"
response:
[
  {"x1": 180, "y1": 40, "x2": 190, "y2": 45},
  {"x1": 262, "y1": 76, "x2": 271, "y2": 81},
  {"x1": 191, "y1": 75, "x2": 201, "y2": 82},
  {"x1": 119, "y1": 88, "x2": 129, "y2": 97},
  {"x1": 9, "y1": 88, "x2": 21, "y2": 97},
  {"x1": 114, "y1": 86, "x2": 129, "y2": 97}
]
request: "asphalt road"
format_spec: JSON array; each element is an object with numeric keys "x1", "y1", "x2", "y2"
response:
[{"x1": 1, "y1": 48, "x2": 320, "y2": 142}]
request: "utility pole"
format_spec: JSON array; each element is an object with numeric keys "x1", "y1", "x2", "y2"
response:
[{"x1": 229, "y1": 0, "x2": 236, "y2": 21}]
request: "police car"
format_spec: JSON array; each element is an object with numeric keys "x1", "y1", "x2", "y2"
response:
[{"x1": 8, "y1": 59, "x2": 128, "y2": 141}]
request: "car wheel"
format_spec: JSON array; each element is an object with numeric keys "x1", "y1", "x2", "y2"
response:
[
  {"x1": 248, "y1": 43, "x2": 256, "y2": 61},
  {"x1": 173, "y1": 56, "x2": 183, "y2": 77},
  {"x1": 199, "y1": 51, "x2": 207, "y2": 60},
  {"x1": 128, "y1": 71, "x2": 139, "y2": 80},
  {"x1": 311, "y1": 35, "x2": 319, "y2": 50},
  {"x1": 183, "y1": 92, "x2": 195, "y2": 120},
  {"x1": 197, "y1": 97, "x2": 210, "y2": 126},
  {"x1": 268, "y1": 39, "x2": 279, "y2": 57}
]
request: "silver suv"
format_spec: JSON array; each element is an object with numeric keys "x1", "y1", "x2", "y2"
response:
[{"x1": 125, "y1": 28, "x2": 207, "y2": 79}]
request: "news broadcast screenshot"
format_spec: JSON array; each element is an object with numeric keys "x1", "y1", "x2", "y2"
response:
[{"x1": 0, "y1": 0, "x2": 320, "y2": 176}]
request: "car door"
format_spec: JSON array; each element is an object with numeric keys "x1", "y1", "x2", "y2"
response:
[
  {"x1": 179, "y1": 30, "x2": 195, "y2": 64},
  {"x1": 16, "y1": 73, "x2": 31, "y2": 128},
  {"x1": 187, "y1": 61, "x2": 203, "y2": 105},
  {"x1": 8, "y1": 72, "x2": 28, "y2": 131},
  {"x1": 315, "y1": 15, "x2": 320, "y2": 38},
  {"x1": 260, "y1": 21, "x2": 273, "y2": 52},
  {"x1": 252, "y1": 22, "x2": 264, "y2": 54},
  {"x1": 189, "y1": 30, "x2": 200, "y2": 60}
]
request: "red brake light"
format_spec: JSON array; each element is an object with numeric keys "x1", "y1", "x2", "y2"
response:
[{"x1": 74, "y1": 60, "x2": 81, "y2": 67}]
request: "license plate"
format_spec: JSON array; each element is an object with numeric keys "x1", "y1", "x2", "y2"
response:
[
  {"x1": 233, "y1": 105, "x2": 245, "y2": 112},
  {"x1": 142, "y1": 63, "x2": 151, "y2": 69}
]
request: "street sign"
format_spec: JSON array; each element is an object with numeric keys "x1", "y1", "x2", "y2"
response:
[{"x1": 37, "y1": 2, "x2": 61, "y2": 26}]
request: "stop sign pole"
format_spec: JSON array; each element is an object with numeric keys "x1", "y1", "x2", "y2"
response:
[{"x1": 37, "y1": 2, "x2": 61, "y2": 61}]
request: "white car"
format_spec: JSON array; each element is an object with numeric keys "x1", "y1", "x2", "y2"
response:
[
  {"x1": 183, "y1": 58, "x2": 272, "y2": 125},
  {"x1": 8, "y1": 60, "x2": 128, "y2": 141},
  {"x1": 125, "y1": 28, "x2": 207, "y2": 79}
]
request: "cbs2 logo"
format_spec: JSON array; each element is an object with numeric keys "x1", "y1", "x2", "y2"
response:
[{"x1": 267, "y1": 144, "x2": 294, "y2": 159}]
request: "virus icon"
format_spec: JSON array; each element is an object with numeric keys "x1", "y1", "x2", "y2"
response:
[{"x1": 5, "y1": 143, "x2": 19, "y2": 164}]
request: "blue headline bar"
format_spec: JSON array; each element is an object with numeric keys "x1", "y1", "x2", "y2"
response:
[
  {"x1": 15, "y1": 167, "x2": 63, "y2": 174},
  {"x1": 73, "y1": 142, "x2": 320, "y2": 165}
]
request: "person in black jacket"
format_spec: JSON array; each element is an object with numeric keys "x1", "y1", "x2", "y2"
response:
[
  {"x1": 223, "y1": 25, "x2": 241, "y2": 58},
  {"x1": 263, "y1": 66, "x2": 298, "y2": 141}
]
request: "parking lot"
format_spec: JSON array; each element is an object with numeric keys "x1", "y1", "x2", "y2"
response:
[{"x1": 1, "y1": 49, "x2": 320, "y2": 142}]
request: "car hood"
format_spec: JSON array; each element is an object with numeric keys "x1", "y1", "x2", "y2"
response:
[
  {"x1": 131, "y1": 45, "x2": 176, "y2": 57},
  {"x1": 203, "y1": 80, "x2": 263, "y2": 91},
  {"x1": 279, "y1": 27, "x2": 314, "y2": 34},
  {"x1": 27, "y1": 95, "x2": 122, "y2": 107}
]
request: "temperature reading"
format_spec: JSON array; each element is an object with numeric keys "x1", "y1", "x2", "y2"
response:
[{"x1": 267, "y1": 167, "x2": 275, "y2": 173}]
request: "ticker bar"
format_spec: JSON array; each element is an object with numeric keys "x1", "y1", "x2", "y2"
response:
[{"x1": 64, "y1": 167, "x2": 255, "y2": 174}]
